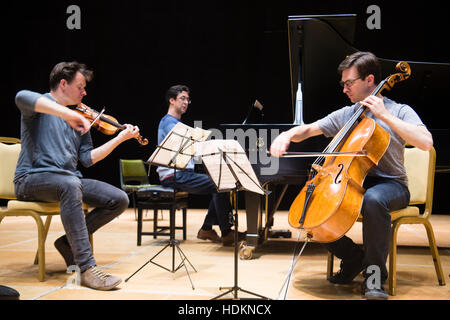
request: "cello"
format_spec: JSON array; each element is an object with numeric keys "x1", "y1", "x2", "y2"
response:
[{"x1": 288, "y1": 61, "x2": 411, "y2": 243}]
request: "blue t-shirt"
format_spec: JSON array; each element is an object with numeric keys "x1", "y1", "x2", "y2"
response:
[{"x1": 156, "y1": 114, "x2": 194, "y2": 181}]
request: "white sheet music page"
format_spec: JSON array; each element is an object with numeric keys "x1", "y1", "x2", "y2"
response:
[
  {"x1": 196, "y1": 139, "x2": 264, "y2": 195},
  {"x1": 147, "y1": 122, "x2": 211, "y2": 169}
]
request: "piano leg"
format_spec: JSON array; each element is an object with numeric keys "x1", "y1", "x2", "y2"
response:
[
  {"x1": 243, "y1": 191, "x2": 261, "y2": 251},
  {"x1": 241, "y1": 185, "x2": 293, "y2": 260},
  {"x1": 265, "y1": 184, "x2": 292, "y2": 239}
]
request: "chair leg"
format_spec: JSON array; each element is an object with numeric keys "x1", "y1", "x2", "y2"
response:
[
  {"x1": 132, "y1": 192, "x2": 137, "y2": 220},
  {"x1": 170, "y1": 207, "x2": 176, "y2": 240},
  {"x1": 423, "y1": 220, "x2": 446, "y2": 286},
  {"x1": 169, "y1": 207, "x2": 176, "y2": 272},
  {"x1": 153, "y1": 209, "x2": 158, "y2": 239},
  {"x1": 26, "y1": 213, "x2": 46, "y2": 281},
  {"x1": 326, "y1": 252, "x2": 334, "y2": 279},
  {"x1": 137, "y1": 208, "x2": 143, "y2": 246},
  {"x1": 389, "y1": 221, "x2": 401, "y2": 296},
  {"x1": 34, "y1": 215, "x2": 53, "y2": 265},
  {"x1": 182, "y1": 208, "x2": 187, "y2": 241}
]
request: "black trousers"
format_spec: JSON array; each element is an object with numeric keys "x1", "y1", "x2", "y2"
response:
[
  {"x1": 323, "y1": 177, "x2": 410, "y2": 283},
  {"x1": 161, "y1": 169, "x2": 233, "y2": 235}
]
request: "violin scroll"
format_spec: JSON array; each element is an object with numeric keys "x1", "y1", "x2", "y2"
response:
[{"x1": 136, "y1": 135, "x2": 149, "y2": 146}]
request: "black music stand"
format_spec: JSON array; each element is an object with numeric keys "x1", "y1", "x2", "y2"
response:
[
  {"x1": 197, "y1": 139, "x2": 270, "y2": 300},
  {"x1": 125, "y1": 123, "x2": 210, "y2": 289}
]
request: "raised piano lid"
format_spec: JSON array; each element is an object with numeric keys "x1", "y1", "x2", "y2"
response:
[
  {"x1": 287, "y1": 14, "x2": 450, "y2": 130},
  {"x1": 288, "y1": 14, "x2": 358, "y2": 125}
]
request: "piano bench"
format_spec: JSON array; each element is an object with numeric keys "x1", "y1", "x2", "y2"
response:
[{"x1": 134, "y1": 185, "x2": 189, "y2": 246}]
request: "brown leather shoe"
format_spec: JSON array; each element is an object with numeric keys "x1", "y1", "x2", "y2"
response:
[
  {"x1": 221, "y1": 230, "x2": 246, "y2": 246},
  {"x1": 197, "y1": 229, "x2": 221, "y2": 243}
]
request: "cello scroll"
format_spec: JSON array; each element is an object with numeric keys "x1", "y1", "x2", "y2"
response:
[{"x1": 384, "y1": 61, "x2": 411, "y2": 91}]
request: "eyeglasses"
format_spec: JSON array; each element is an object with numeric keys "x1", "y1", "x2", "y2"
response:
[
  {"x1": 339, "y1": 77, "x2": 361, "y2": 88},
  {"x1": 177, "y1": 96, "x2": 192, "y2": 104}
]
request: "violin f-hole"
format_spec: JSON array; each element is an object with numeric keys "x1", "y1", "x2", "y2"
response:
[{"x1": 334, "y1": 164, "x2": 344, "y2": 184}]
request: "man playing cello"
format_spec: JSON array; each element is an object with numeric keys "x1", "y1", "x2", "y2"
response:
[{"x1": 270, "y1": 52, "x2": 433, "y2": 299}]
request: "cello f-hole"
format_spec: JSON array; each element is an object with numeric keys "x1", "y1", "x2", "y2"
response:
[{"x1": 334, "y1": 164, "x2": 344, "y2": 184}]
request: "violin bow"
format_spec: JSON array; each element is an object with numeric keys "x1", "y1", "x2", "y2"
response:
[
  {"x1": 81, "y1": 107, "x2": 106, "y2": 136},
  {"x1": 87, "y1": 107, "x2": 106, "y2": 129}
]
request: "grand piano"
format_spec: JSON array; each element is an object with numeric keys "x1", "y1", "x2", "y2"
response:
[{"x1": 220, "y1": 14, "x2": 450, "y2": 259}]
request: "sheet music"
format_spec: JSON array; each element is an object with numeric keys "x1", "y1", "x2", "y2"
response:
[
  {"x1": 147, "y1": 122, "x2": 211, "y2": 169},
  {"x1": 196, "y1": 139, "x2": 264, "y2": 195}
]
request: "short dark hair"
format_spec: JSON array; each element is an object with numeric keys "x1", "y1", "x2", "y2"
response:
[
  {"x1": 338, "y1": 52, "x2": 381, "y2": 84},
  {"x1": 49, "y1": 61, "x2": 93, "y2": 90},
  {"x1": 165, "y1": 85, "x2": 190, "y2": 105}
]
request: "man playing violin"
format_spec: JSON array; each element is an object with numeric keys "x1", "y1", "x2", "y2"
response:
[
  {"x1": 14, "y1": 61, "x2": 141, "y2": 291},
  {"x1": 270, "y1": 52, "x2": 433, "y2": 299}
]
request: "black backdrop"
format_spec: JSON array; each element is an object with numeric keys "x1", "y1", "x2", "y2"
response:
[{"x1": 4, "y1": 1, "x2": 450, "y2": 213}]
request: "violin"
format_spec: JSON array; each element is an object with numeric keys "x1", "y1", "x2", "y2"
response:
[
  {"x1": 288, "y1": 61, "x2": 411, "y2": 242},
  {"x1": 74, "y1": 103, "x2": 149, "y2": 146}
]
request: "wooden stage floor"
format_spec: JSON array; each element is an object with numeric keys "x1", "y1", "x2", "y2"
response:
[{"x1": 0, "y1": 208, "x2": 449, "y2": 300}]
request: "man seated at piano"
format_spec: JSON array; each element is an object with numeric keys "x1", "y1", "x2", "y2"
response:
[
  {"x1": 157, "y1": 85, "x2": 244, "y2": 246},
  {"x1": 270, "y1": 52, "x2": 433, "y2": 300}
]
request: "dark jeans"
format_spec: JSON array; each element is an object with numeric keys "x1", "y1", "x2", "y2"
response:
[
  {"x1": 323, "y1": 176, "x2": 410, "y2": 283},
  {"x1": 161, "y1": 169, "x2": 233, "y2": 235},
  {"x1": 15, "y1": 172, "x2": 129, "y2": 272}
]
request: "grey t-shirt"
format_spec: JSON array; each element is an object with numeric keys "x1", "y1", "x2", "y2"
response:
[
  {"x1": 316, "y1": 97, "x2": 425, "y2": 186},
  {"x1": 13, "y1": 90, "x2": 93, "y2": 183}
]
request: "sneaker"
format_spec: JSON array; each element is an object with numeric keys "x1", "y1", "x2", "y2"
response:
[
  {"x1": 54, "y1": 235, "x2": 75, "y2": 267},
  {"x1": 362, "y1": 280, "x2": 388, "y2": 300},
  {"x1": 80, "y1": 266, "x2": 122, "y2": 291},
  {"x1": 197, "y1": 229, "x2": 221, "y2": 243},
  {"x1": 221, "y1": 230, "x2": 246, "y2": 246},
  {"x1": 328, "y1": 252, "x2": 364, "y2": 284}
]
